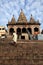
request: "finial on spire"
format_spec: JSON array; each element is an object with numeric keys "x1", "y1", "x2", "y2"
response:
[
  {"x1": 20, "y1": 9, "x2": 23, "y2": 12},
  {"x1": 21, "y1": 9, "x2": 22, "y2": 11},
  {"x1": 13, "y1": 14, "x2": 14, "y2": 17},
  {"x1": 31, "y1": 14, "x2": 32, "y2": 17},
  {"x1": 30, "y1": 14, "x2": 33, "y2": 19}
]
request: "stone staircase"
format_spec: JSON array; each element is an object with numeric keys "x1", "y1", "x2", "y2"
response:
[{"x1": 0, "y1": 39, "x2": 43, "y2": 65}]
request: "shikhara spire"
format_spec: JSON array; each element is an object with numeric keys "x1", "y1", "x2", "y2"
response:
[
  {"x1": 8, "y1": 15, "x2": 16, "y2": 24},
  {"x1": 29, "y1": 14, "x2": 36, "y2": 23},
  {"x1": 17, "y1": 9, "x2": 28, "y2": 23},
  {"x1": 11, "y1": 15, "x2": 16, "y2": 23}
]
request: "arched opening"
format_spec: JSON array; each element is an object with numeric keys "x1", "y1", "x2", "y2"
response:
[
  {"x1": 9, "y1": 28, "x2": 14, "y2": 35},
  {"x1": 34, "y1": 27, "x2": 39, "y2": 34},
  {"x1": 17, "y1": 28, "x2": 21, "y2": 39},
  {"x1": 27, "y1": 28, "x2": 32, "y2": 34},
  {"x1": 22, "y1": 28, "x2": 27, "y2": 33},
  {"x1": 17, "y1": 28, "x2": 21, "y2": 35},
  {"x1": 34, "y1": 27, "x2": 39, "y2": 32}
]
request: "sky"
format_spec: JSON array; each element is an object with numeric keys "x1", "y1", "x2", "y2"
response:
[{"x1": 0, "y1": 0, "x2": 43, "y2": 30}]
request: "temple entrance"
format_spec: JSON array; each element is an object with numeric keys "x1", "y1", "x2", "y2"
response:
[
  {"x1": 9, "y1": 28, "x2": 14, "y2": 35},
  {"x1": 22, "y1": 28, "x2": 27, "y2": 33},
  {"x1": 17, "y1": 28, "x2": 21, "y2": 39},
  {"x1": 27, "y1": 28, "x2": 32, "y2": 34}
]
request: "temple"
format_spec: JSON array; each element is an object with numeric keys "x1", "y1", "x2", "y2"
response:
[{"x1": 7, "y1": 10, "x2": 41, "y2": 40}]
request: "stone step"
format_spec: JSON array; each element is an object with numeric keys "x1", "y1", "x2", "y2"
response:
[{"x1": 0, "y1": 39, "x2": 43, "y2": 65}]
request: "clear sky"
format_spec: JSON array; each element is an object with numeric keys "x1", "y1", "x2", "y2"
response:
[{"x1": 0, "y1": 0, "x2": 43, "y2": 30}]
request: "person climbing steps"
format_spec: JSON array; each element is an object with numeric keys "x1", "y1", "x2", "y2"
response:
[{"x1": 9, "y1": 31, "x2": 17, "y2": 46}]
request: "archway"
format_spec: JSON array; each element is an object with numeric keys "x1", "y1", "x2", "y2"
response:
[
  {"x1": 17, "y1": 28, "x2": 21, "y2": 39},
  {"x1": 9, "y1": 28, "x2": 14, "y2": 35},
  {"x1": 34, "y1": 27, "x2": 39, "y2": 34},
  {"x1": 34, "y1": 27, "x2": 39, "y2": 32},
  {"x1": 22, "y1": 28, "x2": 27, "y2": 33},
  {"x1": 27, "y1": 28, "x2": 32, "y2": 34},
  {"x1": 17, "y1": 28, "x2": 21, "y2": 35}
]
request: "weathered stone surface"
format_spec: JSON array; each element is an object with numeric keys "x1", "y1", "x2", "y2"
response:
[{"x1": 0, "y1": 39, "x2": 43, "y2": 65}]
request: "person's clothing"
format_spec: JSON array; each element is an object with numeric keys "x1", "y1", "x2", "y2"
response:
[
  {"x1": 13, "y1": 33, "x2": 17, "y2": 43},
  {"x1": 9, "y1": 41, "x2": 17, "y2": 46},
  {"x1": 9, "y1": 32, "x2": 17, "y2": 46}
]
